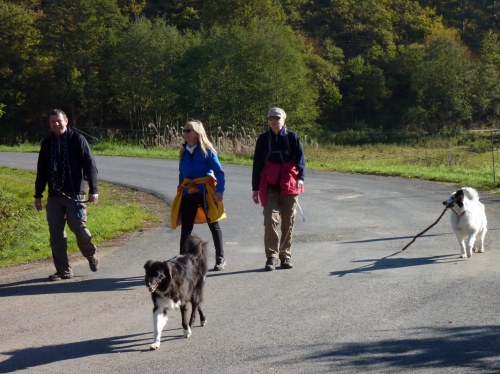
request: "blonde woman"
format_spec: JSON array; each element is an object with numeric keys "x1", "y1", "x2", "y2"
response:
[{"x1": 176, "y1": 120, "x2": 226, "y2": 271}]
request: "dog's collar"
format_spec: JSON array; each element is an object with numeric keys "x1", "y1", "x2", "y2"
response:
[{"x1": 451, "y1": 208, "x2": 466, "y2": 216}]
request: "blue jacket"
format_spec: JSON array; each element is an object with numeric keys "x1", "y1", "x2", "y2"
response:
[{"x1": 179, "y1": 144, "x2": 225, "y2": 196}]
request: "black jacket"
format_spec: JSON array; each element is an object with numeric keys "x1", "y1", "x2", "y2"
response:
[
  {"x1": 34, "y1": 127, "x2": 98, "y2": 198},
  {"x1": 252, "y1": 127, "x2": 305, "y2": 191}
]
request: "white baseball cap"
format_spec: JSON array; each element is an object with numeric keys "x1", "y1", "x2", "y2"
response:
[{"x1": 267, "y1": 107, "x2": 286, "y2": 119}]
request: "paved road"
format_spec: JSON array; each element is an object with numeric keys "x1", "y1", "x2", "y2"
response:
[{"x1": 0, "y1": 152, "x2": 499, "y2": 374}]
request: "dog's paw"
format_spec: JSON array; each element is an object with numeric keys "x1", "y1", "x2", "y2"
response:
[
  {"x1": 184, "y1": 327, "x2": 192, "y2": 338},
  {"x1": 477, "y1": 248, "x2": 485, "y2": 253},
  {"x1": 150, "y1": 342, "x2": 160, "y2": 350},
  {"x1": 200, "y1": 318, "x2": 207, "y2": 327},
  {"x1": 460, "y1": 254, "x2": 467, "y2": 259}
]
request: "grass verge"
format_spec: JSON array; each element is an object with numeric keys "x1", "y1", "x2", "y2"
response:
[
  {"x1": 0, "y1": 166, "x2": 165, "y2": 268},
  {"x1": 305, "y1": 144, "x2": 499, "y2": 192},
  {"x1": 1, "y1": 140, "x2": 497, "y2": 192}
]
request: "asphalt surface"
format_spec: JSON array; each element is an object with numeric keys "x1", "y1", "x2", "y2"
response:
[{"x1": 0, "y1": 152, "x2": 499, "y2": 374}]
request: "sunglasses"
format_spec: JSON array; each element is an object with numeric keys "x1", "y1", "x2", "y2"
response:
[
  {"x1": 268, "y1": 116, "x2": 281, "y2": 121},
  {"x1": 182, "y1": 129, "x2": 192, "y2": 133}
]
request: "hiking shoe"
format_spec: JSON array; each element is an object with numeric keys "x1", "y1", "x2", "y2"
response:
[
  {"x1": 281, "y1": 257, "x2": 293, "y2": 269},
  {"x1": 213, "y1": 257, "x2": 226, "y2": 271},
  {"x1": 265, "y1": 257, "x2": 279, "y2": 271},
  {"x1": 48, "y1": 272, "x2": 73, "y2": 281},
  {"x1": 88, "y1": 256, "x2": 98, "y2": 272}
]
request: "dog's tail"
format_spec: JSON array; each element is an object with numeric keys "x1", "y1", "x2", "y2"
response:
[
  {"x1": 461, "y1": 187, "x2": 479, "y2": 201},
  {"x1": 182, "y1": 234, "x2": 208, "y2": 262}
]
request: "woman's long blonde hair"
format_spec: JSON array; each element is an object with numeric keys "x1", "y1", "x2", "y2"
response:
[{"x1": 180, "y1": 120, "x2": 217, "y2": 158}]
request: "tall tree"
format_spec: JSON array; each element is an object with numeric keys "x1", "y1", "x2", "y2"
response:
[
  {"x1": 306, "y1": 38, "x2": 343, "y2": 131},
  {"x1": 295, "y1": 0, "x2": 442, "y2": 60},
  {"x1": 199, "y1": 0, "x2": 286, "y2": 28},
  {"x1": 143, "y1": 0, "x2": 202, "y2": 30},
  {"x1": 174, "y1": 19, "x2": 319, "y2": 134},
  {"x1": 107, "y1": 17, "x2": 195, "y2": 129},
  {"x1": 406, "y1": 29, "x2": 476, "y2": 130},
  {"x1": 418, "y1": 0, "x2": 497, "y2": 48},
  {"x1": 471, "y1": 31, "x2": 500, "y2": 123},
  {"x1": 38, "y1": 0, "x2": 128, "y2": 126},
  {"x1": 292, "y1": 0, "x2": 446, "y2": 129},
  {"x1": 117, "y1": 0, "x2": 146, "y2": 21},
  {"x1": 339, "y1": 55, "x2": 391, "y2": 129},
  {"x1": 0, "y1": 1, "x2": 42, "y2": 124}
]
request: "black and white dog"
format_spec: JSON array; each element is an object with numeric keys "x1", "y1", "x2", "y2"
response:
[
  {"x1": 442, "y1": 187, "x2": 488, "y2": 259},
  {"x1": 144, "y1": 234, "x2": 208, "y2": 350}
]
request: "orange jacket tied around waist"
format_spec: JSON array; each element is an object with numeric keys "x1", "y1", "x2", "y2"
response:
[{"x1": 171, "y1": 175, "x2": 227, "y2": 229}]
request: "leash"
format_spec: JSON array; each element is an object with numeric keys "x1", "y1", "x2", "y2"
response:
[
  {"x1": 400, "y1": 206, "x2": 449, "y2": 252},
  {"x1": 451, "y1": 207, "x2": 466, "y2": 216},
  {"x1": 296, "y1": 201, "x2": 305, "y2": 222},
  {"x1": 55, "y1": 189, "x2": 91, "y2": 204}
]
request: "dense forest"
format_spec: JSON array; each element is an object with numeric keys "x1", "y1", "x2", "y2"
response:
[{"x1": 0, "y1": 0, "x2": 498, "y2": 141}]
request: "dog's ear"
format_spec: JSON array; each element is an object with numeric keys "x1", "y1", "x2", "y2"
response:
[
  {"x1": 166, "y1": 261, "x2": 175, "y2": 278},
  {"x1": 144, "y1": 260, "x2": 153, "y2": 270},
  {"x1": 455, "y1": 190, "x2": 465, "y2": 207}
]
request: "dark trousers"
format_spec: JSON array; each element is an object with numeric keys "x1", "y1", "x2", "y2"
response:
[
  {"x1": 180, "y1": 194, "x2": 224, "y2": 258},
  {"x1": 46, "y1": 195, "x2": 97, "y2": 275}
]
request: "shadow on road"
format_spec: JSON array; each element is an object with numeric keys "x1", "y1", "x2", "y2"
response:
[
  {"x1": 247, "y1": 325, "x2": 499, "y2": 373},
  {"x1": 339, "y1": 229, "x2": 499, "y2": 246},
  {"x1": 0, "y1": 276, "x2": 144, "y2": 297},
  {"x1": 301, "y1": 325, "x2": 500, "y2": 373},
  {"x1": 330, "y1": 253, "x2": 459, "y2": 277},
  {"x1": 338, "y1": 232, "x2": 450, "y2": 245},
  {"x1": 0, "y1": 323, "x2": 207, "y2": 373},
  {"x1": 0, "y1": 332, "x2": 156, "y2": 373}
]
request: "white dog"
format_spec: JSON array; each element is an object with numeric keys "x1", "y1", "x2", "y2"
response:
[{"x1": 442, "y1": 187, "x2": 487, "y2": 259}]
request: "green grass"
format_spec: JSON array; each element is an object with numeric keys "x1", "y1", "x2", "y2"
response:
[
  {"x1": 304, "y1": 143, "x2": 499, "y2": 191},
  {"x1": 0, "y1": 143, "x2": 39, "y2": 153},
  {"x1": 0, "y1": 166, "x2": 160, "y2": 267},
  {"x1": 93, "y1": 141, "x2": 180, "y2": 159},
  {"x1": 1, "y1": 138, "x2": 498, "y2": 191}
]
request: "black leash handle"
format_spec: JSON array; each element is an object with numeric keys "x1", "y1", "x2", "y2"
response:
[{"x1": 400, "y1": 206, "x2": 449, "y2": 252}]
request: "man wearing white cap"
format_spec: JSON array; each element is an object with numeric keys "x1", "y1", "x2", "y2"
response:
[{"x1": 252, "y1": 107, "x2": 305, "y2": 270}]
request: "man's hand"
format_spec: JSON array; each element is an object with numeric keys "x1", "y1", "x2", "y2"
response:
[
  {"x1": 34, "y1": 198, "x2": 43, "y2": 211},
  {"x1": 89, "y1": 194, "x2": 98, "y2": 204},
  {"x1": 252, "y1": 191, "x2": 259, "y2": 204}
]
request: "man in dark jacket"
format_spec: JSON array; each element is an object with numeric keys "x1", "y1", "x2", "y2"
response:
[
  {"x1": 252, "y1": 107, "x2": 305, "y2": 271},
  {"x1": 34, "y1": 109, "x2": 99, "y2": 281}
]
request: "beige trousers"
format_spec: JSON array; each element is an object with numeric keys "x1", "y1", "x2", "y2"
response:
[{"x1": 263, "y1": 190, "x2": 298, "y2": 259}]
